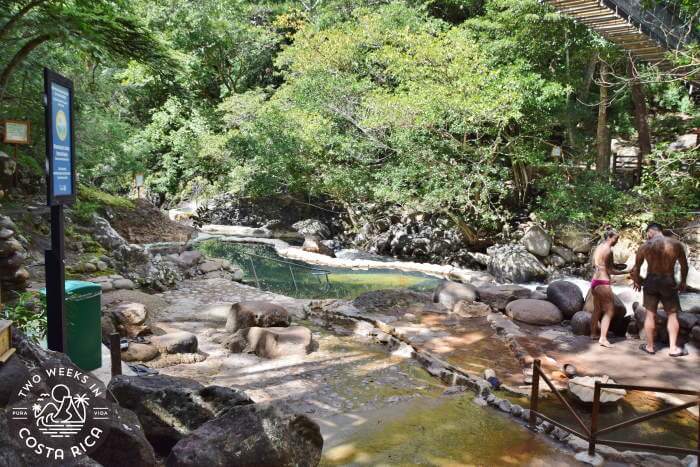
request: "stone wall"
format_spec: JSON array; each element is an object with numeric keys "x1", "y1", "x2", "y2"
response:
[{"x1": 0, "y1": 215, "x2": 29, "y2": 301}]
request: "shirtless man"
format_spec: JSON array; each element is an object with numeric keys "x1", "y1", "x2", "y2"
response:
[
  {"x1": 590, "y1": 229, "x2": 629, "y2": 347},
  {"x1": 631, "y1": 223, "x2": 688, "y2": 357}
]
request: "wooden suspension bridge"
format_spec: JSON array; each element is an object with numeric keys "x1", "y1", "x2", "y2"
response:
[{"x1": 542, "y1": 0, "x2": 698, "y2": 63}]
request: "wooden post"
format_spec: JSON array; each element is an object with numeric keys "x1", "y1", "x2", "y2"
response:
[
  {"x1": 529, "y1": 359, "x2": 541, "y2": 430},
  {"x1": 589, "y1": 380, "x2": 601, "y2": 456},
  {"x1": 109, "y1": 333, "x2": 121, "y2": 377}
]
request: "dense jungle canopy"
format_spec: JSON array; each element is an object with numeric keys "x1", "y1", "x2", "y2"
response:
[{"x1": 0, "y1": 0, "x2": 699, "y2": 235}]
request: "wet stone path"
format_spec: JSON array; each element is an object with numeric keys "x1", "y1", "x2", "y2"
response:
[{"x1": 148, "y1": 277, "x2": 574, "y2": 465}]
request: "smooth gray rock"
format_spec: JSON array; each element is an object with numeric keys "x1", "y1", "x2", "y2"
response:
[
  {"x1": 433, "y1": 280, "x2": 478, "y2": 309},
  {"x1": 476, "y1": 284, "x2": 531, "y2": 311},
  {"x1": 506, "y1": 299, "x2": 563, "y2": 325},
  {"x1": 166, "y1": 403, "x2": 323, "y2": 467},
  {"x1": 571, "y1": 311, "x2": 592, "y2": 336},
  {"x1": 521, "y1": 224, "x2": 551, "y2": 257},
  {"x1": 150, "y1": 331, "x2": 198, "y2": 354},
  {"x1": 486, "y1": 244, "x2": 548, "y2": 283},
  {"x1": 547, "y1": 280, "x2": 584, "y2": 319},
  {"x1": 109, "y1": 374, "x2": 253, "y2": 453}
]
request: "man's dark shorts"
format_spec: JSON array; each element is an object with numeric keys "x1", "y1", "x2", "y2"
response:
[{"x1": 643, "y1": 273, "x2": 682, "y2": 313}]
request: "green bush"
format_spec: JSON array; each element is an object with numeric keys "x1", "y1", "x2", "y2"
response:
[
  {"x1": 2, "y1": 291, "x2": 47, "y2": 342},
  {"x1": 534, "y1": 172, "x2": 635, "y2": 228},
  {"x1": 633, "y1": 146, "x2": 700, "y2": 226}
]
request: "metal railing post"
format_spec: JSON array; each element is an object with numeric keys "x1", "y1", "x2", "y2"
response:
[
  {"x1": 249, "y1": 256, "x2": 260, "y2": 289},
  {"x1": 109, "y1": 333, "x2": 122, "y2": 378},
  {"x1": 289, "y1": 265, "x2": 298, "y2": 295},
  {"x1": 529, "y1": 359, "x2": 541, "y2": 430},
  {"x1": 589, "y1": 381, "x2": 601, "y2": 456}
]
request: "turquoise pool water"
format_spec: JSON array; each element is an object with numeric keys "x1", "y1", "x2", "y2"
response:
[{"x1": 196, "y1": 240, "x2": 441, "y2": 299}]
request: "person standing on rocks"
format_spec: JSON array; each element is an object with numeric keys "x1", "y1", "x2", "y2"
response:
[
  {"x1": 631, "y1": 223, "x2": 688, "y2": 357},
  {"x1": 590, "y1": 229, "x2": 629, "y2": 347}
]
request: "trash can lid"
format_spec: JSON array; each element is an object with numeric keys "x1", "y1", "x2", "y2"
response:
[{"x1": 40, "y1": 280, "x2": 102, "y2": 297}]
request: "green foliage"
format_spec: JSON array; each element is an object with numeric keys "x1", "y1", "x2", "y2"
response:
[
  {"x1": 73, "y1": 184, "x2": 135, "y2": 222},
  {"x1": 2, "y1": 0, "x2": 697, "y2": 235},
  {"x1": 633, "y1": 146, "x2": 700, "y2": 225},
  {"x1": 2, "y1": 291, "x2": 47, "y2": 342},
  {"x1": 79, "y1": 184, "x2": 134, "y2": 209},
  {"x1": 534, "y1": 172, "x2": 635, "y2": 228}
]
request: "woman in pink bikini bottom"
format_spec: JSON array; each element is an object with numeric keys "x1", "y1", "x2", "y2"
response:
[{"x1": 590, "y1": 229, "x2": 631, "y2": 347}]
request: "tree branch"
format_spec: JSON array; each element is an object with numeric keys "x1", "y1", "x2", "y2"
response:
[
  {"x1": 0, "y1": 33, "x2": 57, "y2": 93},
  {"x1": 0, "y1": 0, "x2": 51, "y2": 42}
]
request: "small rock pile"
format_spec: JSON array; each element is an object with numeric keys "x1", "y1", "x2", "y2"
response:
[
  {"x1": 434, "y1": 277, "x2": 632, "y2": 340},
  {"x1": 89, "y1": 214, "x2": 242, "y2": 291},
  {"x1": 0, "y1": 215, "x2": 29, "y2": 300},
  {"x1": 102, "y1": 300, "x2": 203, "y2": 367}
]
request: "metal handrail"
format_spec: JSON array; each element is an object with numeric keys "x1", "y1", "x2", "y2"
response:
[
  {"x1": 234, "y1": 249, "x2": 332, "y2": 296},
  {"x1": 528, "y1": 359, "x2": 700, "y2": 461},
  {"x1": 240, "y1": 251, "x2": 331, "y2": 274}
]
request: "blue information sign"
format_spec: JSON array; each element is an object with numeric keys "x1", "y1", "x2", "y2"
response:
[{"x1": 44, "y1": 69, "x2": 76, "y2": 205}]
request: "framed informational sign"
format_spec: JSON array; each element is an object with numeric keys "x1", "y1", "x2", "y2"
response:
[
  {"x1": 44, "y1": 69, "x2": 76, "y2": 205},
  {"x1": 2, "y1": 120, "x2": 31, "y2": 145},
  {"x1": 134, "y1": 173, "x2": 144, "y2": 187}
]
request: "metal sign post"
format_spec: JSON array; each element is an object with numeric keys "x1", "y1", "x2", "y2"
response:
[
  {"x1": 134, "y1": 172, "x2": 144, "y2": 199},
  {"x1": 44, "y1": 68, "x2": 76, "y2": 352}
]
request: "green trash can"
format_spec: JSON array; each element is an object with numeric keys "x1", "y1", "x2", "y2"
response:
[{"x1": 41, "y1": 280, "x2": 102, "y2": 371}]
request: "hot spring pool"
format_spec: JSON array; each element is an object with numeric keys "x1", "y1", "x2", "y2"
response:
[{"x1": 196, "y1": 240, "x2": 442, "y2": 299}]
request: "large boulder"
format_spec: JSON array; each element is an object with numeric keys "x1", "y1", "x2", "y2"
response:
[
  {"x1": 166, "y1": 403, "x2": 323, "y2": 467},
  {"x1": 506, "y1": 299, "x2": 563, "y2": 326},
  {"x1": 150, "y1": 331, "x2": 198, "y2": 354},
  {"x1": 556, "y1": 229, "x2": 594, "y2": 254},
  {"x1": 1, "y1": 403, "x2": 154, "y2": 467},
  {"x1": 90, "y1": 214, "x2": 129, "y2": 251},
  {"x1": 225, "y1": 301, "x2": 291, "y2": 333},
  {"x1": 292, "y1": 219, "x2": 330, "y2": 239},
  {"x1": 583, "y1": 290, "x2": 629, "y2": 337},
  {"x1": 550, "y1": 245, "x2": 576, "y2": 264},
  {"x1": 476, "y1": 284, "x2": 531, "y2": 312},
  {"x1": 88, "y1": 401, "x2": 158, "y2": 467},
  {"x1": 224, "y1": 326, "x2": 314, "y2": 359},
  {"x1": 2, "y1": 331, "x2": 156, "y2": 467},
  {"x1": 433, "y1": 280, "x2": 478, "y2": 310},
  {"x1": 521, "y1": 224, "x2": 551, "y2": 257},
  {"x1": 108, "y1": 375, "x2": 253, "y2": 453},
  {"x1": 0, "y1": 357, "x2": 30, "y2": 408},
  {"x1": 571, "y1": 311, "x2": 592, "y2": 336},
  {"x1": 486, "y1": 244, "x2": 548, "y2": 283},
  {"x1": 112, "y1": 302, "x2": 150, "y2": 337},
  {"x1": 633, "y1": 304, "x2": 698, "y2": 344},
  {"x1": 546, "y1": 280, "x2": 584, "y2": 320},
  {"x1": 301, "y1": 236, "x2": 335, "y2": 257}
]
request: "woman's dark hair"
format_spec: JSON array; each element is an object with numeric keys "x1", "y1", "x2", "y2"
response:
[{"x1": 603, "y1": 227, "x2": 618, "y2": 240}]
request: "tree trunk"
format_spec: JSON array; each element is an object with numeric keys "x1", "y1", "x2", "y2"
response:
[
  {"x1": 596, "y1": 61, "x2": 611, "y2": 176},
  {"x1": 0, "y1": 33, "x2": 55, "y2": 93},
  {"x1": 626, "y1": 55, "x2": 651, "y2": 184},
  {"x1": 578, "y1": 56, "x2": 598, "y2": 102}
]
